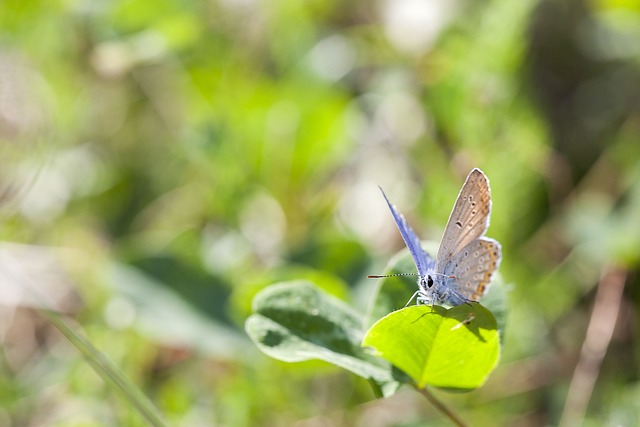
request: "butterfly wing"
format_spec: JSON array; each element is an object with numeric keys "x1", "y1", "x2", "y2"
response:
[
  {"x1": 441, "y1": 237, "x2": 502, "y2": 301},
  {"x1": 436, "y1": 169, "x2": 492, "y2": 273},
  {"x1": 379, "y1": 187, "x2": 435, "y2": 276}
]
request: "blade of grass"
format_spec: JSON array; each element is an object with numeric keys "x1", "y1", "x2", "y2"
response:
[
  {"x1": 2, "y1": 250, "x2": 168, "y2": 427},
  {"x1": 41, "y1": 309, "x2": 169, "y2": 427}
]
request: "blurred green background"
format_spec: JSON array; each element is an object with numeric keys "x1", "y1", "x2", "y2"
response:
[{"x1": 1, "y1": 0, "x2": 640, "y2": 425}]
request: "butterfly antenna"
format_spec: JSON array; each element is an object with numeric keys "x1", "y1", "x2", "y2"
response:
[
  {"x1": 367, "y1": 272, "x2": 418, "y2": 279},
  {"x1": 367, "y1": 272, "x2": 456, "y2": 279}
]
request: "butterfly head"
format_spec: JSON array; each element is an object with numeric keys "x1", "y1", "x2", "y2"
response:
[
  {"x1": 415, "y1": 275, "x2": 437, "y2": 305},
  {"x1": 418, "y1": 275, "x2": 434, "y2": 290}
]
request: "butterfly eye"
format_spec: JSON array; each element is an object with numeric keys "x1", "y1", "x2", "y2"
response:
[{"x1": 427, "y1": 276, "x2": 434, "y2": 288}]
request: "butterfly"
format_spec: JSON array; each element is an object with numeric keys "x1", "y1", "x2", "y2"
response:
[{"x1": 372, "y1": 168, "x2": 502, "y2": 307}]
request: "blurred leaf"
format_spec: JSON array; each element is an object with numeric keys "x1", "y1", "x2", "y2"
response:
[
  {"x1": 565, "y1": 169, "x2": 640, "y2": 268},
  {"x1": 289, "y1": 236, "x2": 369, "y2": 285},
  {"x1": 245, "y1": 281, "x2": 399, "y2": 395},
  {"x1": 479, "y1": 272, "x2": 509, "y2": 340},
  {"x1": 107, "y1": 263, "x2": 250, "y2": 357},
  {"x1": 362, "y1": 304, "x2": 500, "y2": 390},
  {"x1": 232, "y1": 265, "x2": 350, "y2": 320},
  {"x1": 128, "y1": 254, "x2": 233, "y2": 325},
  {"x1": 604, "y1": 381, "x2": 640, "y2": 426}
]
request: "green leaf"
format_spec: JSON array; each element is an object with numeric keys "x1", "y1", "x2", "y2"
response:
[
  {"x1": 245, "y1": 281, "x2": 399, "y2": 394},
  {"x1": 362, "y1": 304, "x2": 500, "y2": 390}
]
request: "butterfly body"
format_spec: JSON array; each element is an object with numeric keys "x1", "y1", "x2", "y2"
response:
[{"x1": 379, "y1": 168, "x2": 502, "y2": 307}]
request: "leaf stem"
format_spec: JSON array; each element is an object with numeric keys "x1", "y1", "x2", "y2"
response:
[{"x1": 417, "y1": 387, "x2": 468, "y2": 427}]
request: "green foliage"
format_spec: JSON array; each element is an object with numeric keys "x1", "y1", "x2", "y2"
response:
[{"x1": 246, "y1": 241, "x2": 504, "y2": 401}]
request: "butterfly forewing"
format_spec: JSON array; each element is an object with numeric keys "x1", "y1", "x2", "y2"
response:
[
  {"x1": 441, "y1": 237, "x2": 502, "y2": 301},
  {"x1": 435, "y1": 169, "x2": 492, "y2": 273},
  {"x1": 379, "y1": 187, "x2": 435, "y2": 276}
]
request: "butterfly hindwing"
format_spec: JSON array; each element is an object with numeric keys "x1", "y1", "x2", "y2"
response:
[{"x1": 442, "y1": 237, "x2": 502, "y2": 301}]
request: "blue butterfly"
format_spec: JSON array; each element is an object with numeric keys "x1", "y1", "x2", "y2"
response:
[{"x1": 374, "y1": 169, "x2": 501, "y2": 306}]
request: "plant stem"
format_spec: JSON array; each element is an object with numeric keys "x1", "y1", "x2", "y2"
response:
[
  {"x1": 417, "y1": 387, "x2": 468, "y2": 427},
  {"x1": 559, "y1": 265, "x2": 627, "y2": 427}
]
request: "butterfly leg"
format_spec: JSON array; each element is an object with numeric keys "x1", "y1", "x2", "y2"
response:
[
  {"x1": 404, "y1": 290, "x2": 420, "y2": 307},
  {"x1": 441, "y1": 288, "x2": 471, "y2": 307}
]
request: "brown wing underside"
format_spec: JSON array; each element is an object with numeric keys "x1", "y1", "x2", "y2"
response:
[
  {"x1": 436, "y1": 168, "x2": 492, "y2": 272},
  {"x1": 443, "y1": 237, "x2": 502, "y2": 301}
]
